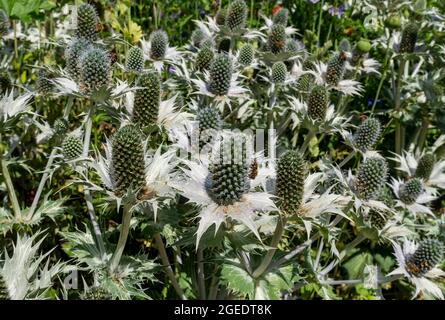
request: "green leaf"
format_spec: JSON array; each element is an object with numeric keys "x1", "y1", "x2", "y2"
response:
[
  {"x1": 343, "y1": 252, "x2": 373, "y2": 279},
  {"x1": 220, "y1": 261, "x2": 254, "y2": 298},
  {"x1": 258, "y1": 265, "x2": 295, "y2": 299}
]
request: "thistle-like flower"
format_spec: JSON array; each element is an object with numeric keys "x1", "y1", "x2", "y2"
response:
[
  {"x1": 238, "y1": 43, "x2": 254, "y2": 66},
  {"x1": 399, "y1": 23, "x2": 418, "y2": 54},
  {"x1": 65, "y1": 37, "x2": 93, "y2": 82},
  {"x1": 0, "y1": 9, "x2": 10, "y2": 36},
  {"x1": 141, "y1": 32, "x2": 181, "y2": 72},
  {"x1": 391, "y1": 178, "x2": 435, "y2": 216},
  {"x1": 272, "y1": 8, "x2": 289, "y2": 26},
  {"x1": 388, "y1": 239, "x2": 445, "y2": 299},
  {"x1": 268, "y1": 24, "x2": 286, "y2": 54},
  {"x1": 307, "y1": 85, "x2": 328, "y2": 121},
  {"x1": 126, "y1": 46, "x2": 144, "y2": 72},
  {"x1": 75, "y1": 3, "x2": 98, "y2": 41},
  {"x1": 196, "y1": 46, "x2": 214, "y2": 71},
  {"x1": 197, "y1": 106, "x2": 222, "y2": 149},
  {"x1": 271, "y1": 61, "x2": 287, "y2": 84},
  {"x1": 352, "y1": 117, "x2": 381, "y2": 152},
  {"x1": 62, "y1": 134, "x2": 83, "y2": 160},
  {"x1": 415, "y1": 153, "x2": 435, "y2": 180},
  {"x1": 78, "y1": 47, "x2": 111, "y2": 93},
  {"x1": 208, "y1": 53, "x2": 233, "y2": 96},
  {"x1": 225, "y1": 0, "x2": 248, "y2": 32},
  {"x1": 36, "y1": 69, "x2": 54, "y2": 95},
  {"x1": 132, "y1": 71, "x2": 161, "y2": 127},
  {"x1": 149, "y1": 30, "x2": 168, "y2": 60},
  {"x1": 354, "y1": 156, "x2": 388, "y2": 200},
  {"x1": 326, "y1": 52, "x2": 348, "y2": 86}
]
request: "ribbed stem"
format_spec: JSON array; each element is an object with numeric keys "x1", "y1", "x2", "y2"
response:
[
  {"x1": 110, "y1": 202, "x2": 132, "y2": 271},
  {"x1": 154, "y1": 233, "x2": 187, "y2": 300}
]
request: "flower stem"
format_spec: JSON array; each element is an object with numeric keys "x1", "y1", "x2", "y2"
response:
[
  {"x1": 394, "y1": 58, "x2": 406, "y2": 155},
  {"x1": 110, "y1": 202, "x2": 133, "y2": 271},
  {"x1": 316, "y1": 0, "x2": 325, "y2": 47},
  {"x1": 301, "y1": 129, "x2": 316, "y2": 155},
  {"x1": 339, "y1": 150, "x2": 356, "y2": 168},
  {"x1": 197, "y1": 247, "x2": 206, "y2": 300},
  {"x1": 252, "y1": 216, "x2": 286, "y2": 278},
  {"x1": 371, "y1": 35, "x2": 391, "y2": 114},
  {"x1": 416, "y1": 117, "x2": 429, "y2": 152},
  {"x1": 1, "y1": 157, "x2": 21, "y2": 219},
  {"x1": 154, "y1": 233, "x2": 187, "y2": 300}
]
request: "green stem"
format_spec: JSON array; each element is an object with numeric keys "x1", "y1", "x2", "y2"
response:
[
  {"x1": 13, "y1": 20, "x2": 18, "y2": 60},
  {"x1": 371, "y1": 36, "x2": 391, "y2": 114},
  {"x1": 416, "y1": 117, "x2": 429, "y2": 152},
  {"x1": 252, "y1": 216, "x2": 286, "y2": 278},
  {"x1": 110, "y1": 203, "x2": 133, "y2": 271},
  {"x1": 1, "y1": 157, "x2": 21, "y2": 219},
  {"x1": 316, "y1": 0, "x2": 325, "y2": 47},
  {"x1": 197, "y1": 247, "x2": 206, "y2": 300},
  {"x1": 395, "y1": 58, "x2": 406, "y2": 155},
  {"x1": 339, "y1": 150, "x2": 356, "y2": 168},
  {"x1": 301, "y1": 129, "x2": 316, "y2": 155},
  {"x1": 154, "y1": 233, "x2": 187, "y2": 300}
]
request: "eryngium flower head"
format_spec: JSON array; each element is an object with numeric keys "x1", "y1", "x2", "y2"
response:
[
  {"x1": 367, "y1": 209, "x2": 388, "y2": 230},
  {"x1": 62, "y1": 135, "x2": 83, "y2": 160},
  {"x1": 0, "y1": 275, "x2": 9, "y2": 300},
  {"x1": 53, "y1": 118, "x2": 68, "y2": 137},
  {"x1": 149, "y1": 30, "x2": 168, "y2": 60},
  {"x1": 326, "y1": 52, "x2": 347, "y2": 86},
  {"x1": 208, "y1": 54, "x2": 232, "y2": 96},
  {"x1": 83, "y1": 287, "x2": 112, "y2": 300},
  {"x1": 198, "y1": 107, "x2": 222, "y2": 148},
  {"x1": 399, "y1": 23, "x2": 418, "y2": 54},
  {"x1": 285, "y1": 38, "x2": 300, "y2": 54},
  {"x1": 75, "y1": 3, "x2": 98, "y2": 41},
  {"x1": 353, "y1": 118, "x2": 381, "y2": 152},
  {"x1": 111, "y1": 125, "x2": 146, "y2": 195},
  {"x1": 78, "y1": 47, "x2": 111, "y2": 93},
  {"x1": 415, "y1": 153, "x2": 435, "y2": 180},
  {"x1": 133, "y1": 71, "x2": 161, "y2": 127},
  {"x1": 296, "y1": 73, "x2": 314, "y2": 93},
  {"x1": 268, "y1": 24, "x2": 286, "y2": 54},
  {"x1": 307, "y1": 85, "x2": 328, "y2": 121},
  {"x1": 354, "y1": 157, "x2": 388, "y2": 200},
  {"x1": 399, "y1": 178, "x2": 423, "y2": 205},
  {"x1": 272, "y1": 7, "x2": 289, "y2": 26},
  {"x1": 276, "y1": 150, "x2": 307, "y2": 216},
  {"x1": 65, "y1": 38, "x2": 92, "y2": 82},
  {"x1": 196, "y1": 46, "x2": 214, "y2": 71},
  {"x1": 215, "y1": 8, "x2": 227, "y2": 26},
  {"x1": 126, "y1": 46, "x2": 144, "y2": 72},
  {"x1": 238, "y1": 43, "x2": 254, "y2": 66},
  {"x1": 0, "y1": 9, "x2": 10, "y2": 36},
  {"x1": 0, "y1": 70, "x2": 11, "y2": 94},
  {"x1": 406, "y1": 238, "x2": 444, "y2": 276},
  {"x1": 225, "y1": 0, "x2": 248, "y2": 32},
  {"x1": 205, "y1": 136, "x2": 249, "y2": 206},
  {"x1": 191, "y1": 29, "x2": 206, "y2": 47},
  {"x1": 272, "y1": 61, "x2": 287, "y2": 84},
  {"x1": 36, "y1": 69, "x2": 54, "y2": 94}
]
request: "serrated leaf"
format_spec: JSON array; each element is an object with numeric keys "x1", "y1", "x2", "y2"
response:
[{"x1": 220, "y1": 261, "x2": 254, "y2": 298}]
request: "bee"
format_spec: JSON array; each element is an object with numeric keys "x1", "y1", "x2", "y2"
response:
[
  {"x1": 359, "y1": 114, "x2": 368, "y2": 123},
  {"x1": 109, "y1": 49, "x2": 118, "y2": 65},
  {"x1": 249, "y1": 158, "x2": 259, "y2": 180},
  {"x1": 95, "y1": 22, "x2": 104, "y2": 33}
]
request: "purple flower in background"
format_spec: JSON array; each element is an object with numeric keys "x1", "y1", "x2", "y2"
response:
[
  {"x1": 367, "y1": 98, "x2": 382, "y2": 107},
  {"x1": 328, "y1": 4, "x2": 346, "y2": 18},
  {"x1": 168, "y1": 65, "x2": 176, "y2": 74},
  {"x1": 199, "y1": 8, "x2": 206, "y2": 19}
]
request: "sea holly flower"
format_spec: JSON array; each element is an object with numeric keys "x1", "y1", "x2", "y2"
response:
[
  {"x1": 75, "y1": 3, "x2": 99, "y2": 41},
  {"x1": 140, "y1": 31, "x2": 182, "y2": 72},
  {"x1": 126, "y1": 46, "x2": 145, "y2": 73},
  {"x1": 388, "y1": 239, "x2": 445, "y2": 299},
  {"x1": 391, "y1": 178, "x2": 436, "y2": 216},
  {"x1": 342, "y1": 117, "x2": 382, "y2": 153}
]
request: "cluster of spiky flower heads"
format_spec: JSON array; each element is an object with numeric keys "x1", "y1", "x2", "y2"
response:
[
  {"x1": 238, "y1": 43, "x2": 254, "y2": 66},
  {"x1": 225, "y1": 0, "x2": 248, "y2": 32},
  {"x1": 275, "y1": 150, "x2": 307, "y2": 216},
  {"x1": 78, "y1": 47, "x2": 111, "y2": 93},
  {"x1": 268, "y1": 24, "x2": 286, "y2": 54},
  {"x1": 399, "y1": 23, "x2": 418, "y2": 54},
  {"x1": 272, "y1": 61, "x2": 287, "y2": 84},
  {"x1": 196, "y1": 46, "x2": 214, "y2": 71},
  {"x1": 405, "y1": 238, "x2": 444, "y2": 276},
  {"x1": 208, "y1": 54, "x2": 232, "y2": 96},
  {"x1": 0, "y1": 9, "x2": 9, "y2": 36},
  {"x1": 75, "y1": 3, "x2": 98, "y2": 41},
  {"x1": 307, "y1": 85, "x2": 328, "y2": 121},
  {"x1": 65, "y1": 38, "x2": 93, "y2": 82},
  {"x1": 149, "y1": 30, "x2": 168, "y2": 60},
  {"x1": 326, "y1": 51, "x2": 348, "y2": 86},
  {"x1": 0, "y1": 69, "x2": 11, "y2": 94},
  {"x1": 205, "y1": 135, "x2": 250, "y2": 206},
  {"x1": 354, "y1": 157, "x2": 388, "y2": 200},
  {"x1": 132, "y1": 71, "x2": 161, "y2": 127},
  {"x1": 36, "y1": 69, "x2": 54, "y2": 95},
  {"x1": 197, "y1": 107, "x2": 222, "y2": 149},
  {"x1": 399, "y1": 178, "x2": 424, "y2": 205},
  {"x1": 126, "y1": 46, "x2": 144, "y2": 72},
  {"x1": 111, "y1": 125, "x2": 146, "y2": 196},
  {"x1": 272, "y1": 8, "x2": 289, "y2": 26},
  {"x1": 353, "y1": 118, "x2": 381, "y2": 152},
  {"x1": 62, "y1": 135, "x2": 83, "y2": 160},
  {"x1": 415, "y1": 153, "x2": 435, "y2": 180}
]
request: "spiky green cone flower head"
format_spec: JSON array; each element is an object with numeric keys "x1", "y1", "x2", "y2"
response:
[
  {"x1": 238, "y1": 43, "x2": 254, "y2": 66},
  {"x1": 197, "y1": 107, "x2": 222, "y2": 148},
  {"x1": 191, "y1": 29, "x2": 206, "y2": 47},
  {"x1": 201, "y1": 38, "x2": 215, "y2": 49},
  {"x1": 215, "y1": 8, "x2": 227, "y2": 26},
  {"x1": 132, "y1": 71, "x2": 161, "y2": 127},
  {"x1": 399, "y1": 23, "x2": 418, "y2": 54},
  {"x1": 62, "y1": 135, "x2": 83, "y2": 160},
  {"x1": 272, "y1": 61, "x2": 287, "y2": 84},
  {"x1": 296, "y1": 73, "x2": 314, "y2": 93},
  {"x1": 111, "y1": 125, "x2": 146, "y2": 196},
  {"x1": 268, "y1": 24, "x2": 286, "y2": 54},
  {"x1": 326, "y1": 52, "x2": 348, "y2": 86},
  {"x1": 36, "y1": 69, "x2": 54, "y2": 95},
  {"x1": 65, "y1": 37, "x2": 92, "y2": 82},
  {"x1": 78, "y1": 47, "x2": 111, "y2": 93},
  {"x1": 275, "y1": 151, "x2": 307, "y2": 216},
  {"x1": 208, "y1": 54, "x2": 232, "y2": 96},
  {"x1": 273, "y1": 7, "x2": 289, "y2": 26},
  {"x1": 83, "y1": 287, "x2": 112, "y2": 300},
  {"x1": 285, "y1": 38, "x2": 300, "y2": 54},
  {"x1": 149, "y1": 30, "x2": 168, "y2": 60},
  {"x1": 0, "y1": 9, "x2": 9, "y2": 36},
  {"x1": 399, "y1": 178, "x2": 423, "y2": 205},
  {"x1": 196, "y1": 46, "x2": 214, "y2": 71},
  {"x1": 307, "y1": 85, "x2": 328, "y2": 121},
  {"x1": 0, "y1": 275, "x2": 9, "y2": 300},
  {"x1": 75, "y1": 3, "x2": 98, "y2": 41},
  {"x1": 353, "y1": 118, "x2": 381, "y2": 152},
  {"x1": 0, "y1": 69, "x2": 11, "y2": 94},
  {"x1": 205, "y1": 135, "x2": 250, "y2": 206},
  {"x1": 367, "y1": 210, "x2": 387, "y2": 230},
  {"x1": 406, "y1": 238, "x2": 444, "y2": 276},
  {"x1": 415, "y1": 153, "x2": 435, "y2": 180},
  {"x1": 354, "y1": 157, "x2": 388, "y2": 200},
  {"x1": 126, "y1": 46, "x2": 144, "y2": 72},
  {"x1": 53, "y1": 118, "x2": 68, "y2": 137},
  {"x1": 225, "y1": 0, "x2": 248, "y2": 32}
]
